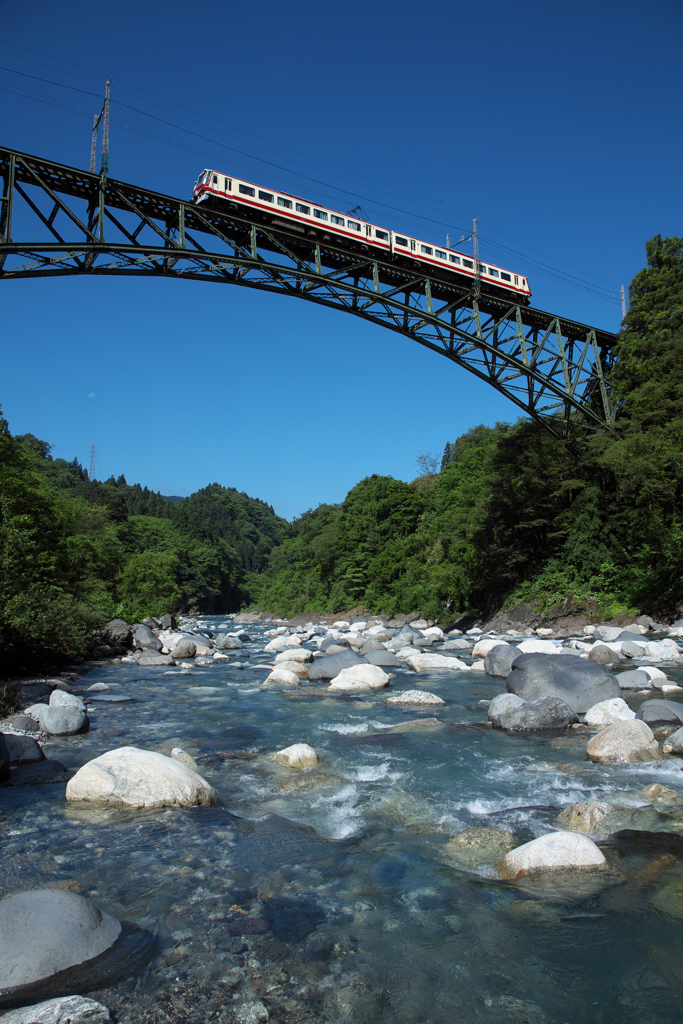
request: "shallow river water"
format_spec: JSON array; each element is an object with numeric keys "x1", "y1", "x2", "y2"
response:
[{"x1": 4, "y1": 619, "x2": 683, "y2": 1024}]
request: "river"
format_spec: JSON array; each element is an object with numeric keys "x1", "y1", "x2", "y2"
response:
[{"x1": 3, "y1": 618, "x2": 683, "y2": 1023}]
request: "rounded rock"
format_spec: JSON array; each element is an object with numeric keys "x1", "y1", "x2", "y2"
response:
[
  {"x1": 262, "y1": 668, "x2": 301, "y2": 687},
  {"x1": 65, "y1": 746, "x2": 218, "y2": 808},
  {"x1": 271, "y1": 743, "x2": 321, "y2": 769},
  {"x1": 328, "y1": 664, "x2": 390, "y2": 691},
  {"x1": 586, "y1": 719, "x2": 661, "y2": 763},
  {"x1": 498, "y1": 831, "x2": 606, "y2": 878},
  {"x1": 0, "y1": 996, "x2": 111, "y2": 1023},
  {"x1": 0, "y1": 889, "x2": 121, "y2": 993},
  {"x1": 583, "y1": 698, "x2": 636, "y2": 727}
]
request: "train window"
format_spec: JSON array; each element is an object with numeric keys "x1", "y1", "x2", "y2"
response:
[
  {"x1": 489, "y1": 268, "x2": 499, "y2": 278},
  {"x1": 435, "y1": 249, "x2": 446, "y2": 259},
  {"x1": 514, "y1": 275, "x2": 519, "y2": 285},
  {"x1": 522, "y1": 279, "x2": 526, "y2": 286},
  {"x1": 314, "y1": 209, "x2": 328, "y2": 220},
  {"x1": 213, "y1": 175, "x2": 218, "y2": 184},
  {"x1": 239, "y1": 184, "x2": 255, "y2": 197},
  {"x1": 501, "y1": 272, "x2": 511, "y2": 281},
  {"x1": 376, "y1": 230, "x2": 389, "y2": 241},
  {"x1": 258, "y1": 191, "x2": 274, "y2": 202},
  {"x1": 348, "y1": 220, "x2": 361, "y2": 231},
  {"x1": 449, "y1": 254, "x2": 461, "y2": 264},
  {"x1": 463, "y1": 259, "x2": 473, "y2": 268},
  {"x1": 421, "y1": 245, "x2": 433, "y2": 255},
  {"x1": 296, "y1": 203, "x2": 310, "y2": 214},
  {"x1": 410, "y1": 240, "x2": 416, "y2": 250},
  {"x1": 478, "y1": 264, "x2": 487, "y2": 274},
  {"x1": 225, "y1": 178, "x2": 232, "y2": 191},
  {"x1": 395, "y1": 236, "x2": 408, "y2": 246},
  {"x1": 277, "y1": 197, "x2": 293, "y2": 209},
  {"x1": 331, "y1": 215, "x2": 345, "y2": 226}
]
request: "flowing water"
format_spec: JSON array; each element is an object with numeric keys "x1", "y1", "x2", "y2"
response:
[{"x1": 3, "y1": 619, "x2": 683, "y2": 1023}]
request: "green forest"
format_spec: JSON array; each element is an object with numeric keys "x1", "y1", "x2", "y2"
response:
[{"x1": 1, "y1": 234, "x2": 681, "y2": 674}]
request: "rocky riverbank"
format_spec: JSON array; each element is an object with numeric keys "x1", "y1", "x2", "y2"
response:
[{"x1": 4, "y1": 611, "x2": 683, "y2": 1023}]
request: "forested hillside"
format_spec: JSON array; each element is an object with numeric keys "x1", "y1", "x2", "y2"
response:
[
  {"x1": 253, "y1": 234, "x2": 683, "y2": 622},
  {"x1": 1, "y1": 234, "x2": 681, "y2": 673},
  {"x1": 0, "y1": 427, "x2": 285, "y2": 673}
]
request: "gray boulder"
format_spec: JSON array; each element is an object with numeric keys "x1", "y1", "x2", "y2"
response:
[
  {"x1": 0, "y1": 995, "x2": 111, "y2": 1023},
  {"x1": 319, "y1": 635, "x2": 350, "y2": 652},
  {"x1": 593, "y1": 626, "x2": 624, "y2": 643},
  {"x1": 616, "y1": 669, "x2": 651, "y2": 690},
  {"x1": 215, "y1": 634, "x2": 244, "y2": 651},
  {"x1": 363, "y1": 649, "x2": 400, "y2": 668},
  {"x1": 24, "y1": 693, "x2": 88, "y2": 737},
  {"x1": 170, "y1": 640, "x2": 197, "y2": 659},
  {"x1": 506, "y1": 653, "x2": 620, "y2": 713},
  {"x1": 137, "y1": 653, "x2": 175, "y2": 666},
  {"x1": 442, "y1": 638, "x2": 472, "y2": 651},
  {"x1": 588, "y1": 644, "x2": 621, "y2": 668},
  {"x1": 105, "y1": 619, "x2": 132, "y2": 646},
  {"x1": 133, "y1": 625, "x2": 162, "y2": 651},
  {"x1": 493, "y1": 695, "x2": 578, "y2": 732},
  {"x1": 616, "y1": 631, "x2": 648, "y2": 643},
  {"x1": 0, "y1": 734, "x2": 45, "y2": 765},
  {"x1": 635, "y1": 699, "x2": 683, "y2": 727},
  {"x1": 621, "y1": 640, "x2": 646, "y2": 658},
  {"x1": 307, "y1": 650, "x2": 367, "y2": 681},
  {"x1": 484, "y1": 645, "x2": 519, "y2": 677},
  {"x1": 663, "y1": 727, "x2": 683, "y2": 754},
  {"x1": 488, "y1": 692, "x2": 525, "y2": 726},
  {"x1": 360, "y1": 639, "x2": 386, "y2": 655},
  {"x1": 142, "y1": 616, "x2": 161, "y2": 629},
  {"x1": 160, "y1": 613, "x2": 177, "y2": 630},
  {"x1": 0, "y1": 889, "x2": 121, "y2": 994}
]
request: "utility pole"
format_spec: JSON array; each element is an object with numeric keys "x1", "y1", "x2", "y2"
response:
[
  {"x1": 473, "y1": 217, "x2": 480, "y2": 297},
  {"x1": 89, "y1": 80, "x2": 111, "y2": 174},
  {"x1": 621, "y1": 285, "x2": 626, "y2": 320},
  {"x1": 89, "y1": 442, "x2": 97, "y2": 481}
]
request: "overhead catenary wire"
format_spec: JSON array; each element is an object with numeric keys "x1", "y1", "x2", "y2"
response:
[{"x1": 0, "y1": 44, "x2": 622, "y2": 304}]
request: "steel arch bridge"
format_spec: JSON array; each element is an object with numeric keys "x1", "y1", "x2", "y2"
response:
[{"x1": 0, "y1": 146, "x2": 616, "y2": 435}]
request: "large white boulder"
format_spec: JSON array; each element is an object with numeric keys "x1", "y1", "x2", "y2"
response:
[
  {"x1": 583, "y1": 698, "x2": 636, "y2": 727},
  {"x1": 328, "y1": 664, "x2": 390, "y2": 691},
  {"x1": 385, "y1": 690, "x2": 445, "y2": 705},
  {"x1": 498, "y1": 831, "x2": 606, "y2": 878},
  {"x1": 586, "y1": 719, "x2": 661, "y2": 763},
  {"x1": 65, "y1": 746, "x2": 218, "y2": 808},
  {"x1": 272, "y1": 743, "x2": 321, "y2": 768},
  {"x1": 472, "y1": 638, "x2": 509, "y2": 659},
  {"x1": 405, "y1": 653, "x2": 469, "y2": 672}
]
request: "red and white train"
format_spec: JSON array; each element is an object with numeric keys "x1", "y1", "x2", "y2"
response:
[{"x1": 191, "y1": 169, "x2": 532, "y2": 301}]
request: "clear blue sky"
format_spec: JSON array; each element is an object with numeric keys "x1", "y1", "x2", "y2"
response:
[{"x1": 2, "y1": 0, "x2": 681, "y2": 518}]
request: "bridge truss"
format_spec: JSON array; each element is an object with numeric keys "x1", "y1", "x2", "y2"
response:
[{"x1": 0, "y1": 146, "x2": 616, "y2": 435}]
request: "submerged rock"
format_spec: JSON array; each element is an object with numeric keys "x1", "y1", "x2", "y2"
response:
[
  {"x1": 498, "y1": 831, "x2": 606, "y2": 878},
  {"x1": 507, "y1": 653, "x2": 620, "y2": 713},
  {"x1": 440, "y1": 827, "x2": 520, "y2": 872},
  {"x1": 0, "y1": 996, "x2": 111, "y2": 1023},
  {"x1": 271, "y1": 743, "x2": 321, "y2": 769},
  {"x1": 65, "y1": 746, "x2": 218, "y2": 808},
  {"x1": 586, "y1": 719, "x2": 661, "y2": 763},
  {"x1": 557, "y1": 800, "x2": 619, "y2": 835},
  {"x1": 385, "y1": 690, "x2": 445, "y2": 705},
  {"x1": 0, "y1": 889, "x2": 121, "y2": 996}
]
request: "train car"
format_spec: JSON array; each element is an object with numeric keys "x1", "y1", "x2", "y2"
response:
[{"x1": 191, "y1": 169, "x2": 532, "y2": 302}]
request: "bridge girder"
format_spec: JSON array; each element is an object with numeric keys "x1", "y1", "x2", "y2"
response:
[{"x1": 0, "y1": 147, "x2": 616, "y2": 436}]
